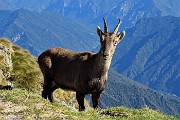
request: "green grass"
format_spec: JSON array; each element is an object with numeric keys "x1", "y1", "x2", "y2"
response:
[
  {"x1": 0, "y1": 38, "x2": 42, "y2": 91},
  {"x1": 0, "y1": 37, "x2": 13, "y2": 48},
  {"x1": 0, "y1": 88, "x2": 177, "y2": 120},
  {"x1": 11, "y1": 46, "x2": 42, "y2": 91}
]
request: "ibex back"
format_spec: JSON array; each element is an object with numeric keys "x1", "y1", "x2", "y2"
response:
[{"x1": 38, "y1": 18, "x2": 125, "y2": 111}]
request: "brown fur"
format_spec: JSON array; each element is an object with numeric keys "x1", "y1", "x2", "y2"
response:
[{"x1": 38, "y1": 18, "x2": 125, "y2": 111}]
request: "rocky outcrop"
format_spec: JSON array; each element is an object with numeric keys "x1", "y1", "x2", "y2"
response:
[{"x1": 0, "y1": 39, "x2": 13, "y2": 89}]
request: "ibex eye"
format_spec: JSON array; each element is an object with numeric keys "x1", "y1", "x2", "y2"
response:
[{"x1": 114, "y1": 41, "x2": 118, "y2": 46}]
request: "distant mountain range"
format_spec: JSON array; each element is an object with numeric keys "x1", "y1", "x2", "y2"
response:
[
  {"x1": 0, "y1": 9, "x2": 98, "y2": 55},
  {"x1": 0, "y1": 0, "x2": 179, "y2": 28},
  {"x1": 112, "y1": 16, "x2": 180, "y2": 97}
]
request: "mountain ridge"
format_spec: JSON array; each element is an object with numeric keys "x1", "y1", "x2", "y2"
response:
[
  {"x1": 0, "y1": 9, "x2": 99, "y2": 55},
  {"x1": 0, "y1": 0, "x2": 179, "y2": 28},
  {"x1": 112, "y1": 16, "x2": 180, "y2": 97}
]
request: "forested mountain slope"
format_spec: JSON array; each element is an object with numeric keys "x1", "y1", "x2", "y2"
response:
[
  {"x1": 112, "y1": 16, "x2": 180, "y2": 97},
  {"x1": 0, "y1": 9, "x2": 98, "y2": 55}
]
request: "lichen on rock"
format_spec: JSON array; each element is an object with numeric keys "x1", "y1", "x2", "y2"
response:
[{"x1": 0, "y1": 38, "x2": 13, "y2": 87}]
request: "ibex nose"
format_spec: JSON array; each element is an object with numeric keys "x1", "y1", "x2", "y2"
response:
[{"x1": 103, "y1": 52, "x2": 110, "y2": 60}]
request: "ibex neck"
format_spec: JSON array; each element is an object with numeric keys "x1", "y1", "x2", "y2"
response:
[{"x1": 93, "y1": 49, "x2": 112, "y2": 77}]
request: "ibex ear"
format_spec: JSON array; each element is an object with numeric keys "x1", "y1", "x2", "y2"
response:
[
  {"x1": 97, "y1": 26, "x2": 103, "y2": 38},
  {"x1": 117, "y1": 31, "x2": 125, "y2": 42}
]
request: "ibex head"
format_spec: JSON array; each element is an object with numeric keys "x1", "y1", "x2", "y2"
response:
[{"x1": 97, "y1": 18, "x2": 125, "y2": 60}]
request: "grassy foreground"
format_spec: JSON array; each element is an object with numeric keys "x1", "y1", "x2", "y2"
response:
[{"x1": 0, "y1": 88, "x2": 177, "y2": 120}]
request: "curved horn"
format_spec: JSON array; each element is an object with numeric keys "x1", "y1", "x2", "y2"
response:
[
  {"x1": 113, "y1": 19, "x2": 121, "y2": 34},
  {"x1": 103, "y1": 18, "x2": 108, "y2": 33}
]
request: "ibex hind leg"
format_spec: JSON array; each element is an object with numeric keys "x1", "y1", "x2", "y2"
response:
[
  {"x1": 42, "y1": 75, "x2": 53, "y2": 101},
  {"x1": 48, "y1": 84, "x2": 59, "y2": 103}
]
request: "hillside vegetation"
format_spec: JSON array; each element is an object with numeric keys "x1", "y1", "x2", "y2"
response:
[
  {"x1": 0, "y1": 38, "x2": 42, "y2": 91},
  {"x1": 0, "y1": 88, "x2": 177, "y2": 120}
]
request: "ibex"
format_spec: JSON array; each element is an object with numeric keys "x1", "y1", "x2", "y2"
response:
[{"x1": 38, "y1": 18, "x2": 125, "y2": 111}]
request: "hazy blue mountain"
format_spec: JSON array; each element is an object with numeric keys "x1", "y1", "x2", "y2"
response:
[
  {"x1": 100, "y1": 70, "x2": 180, "y2": 117},
  {"x1": 0, "y1": 0, "x2": 179, "y2": 28},
  {"x1": 112, "y1": 16, "x2": 180, "y2": 97},
  {"x1": 0, "y1": 9, "x2": 99, "y2": 55}
]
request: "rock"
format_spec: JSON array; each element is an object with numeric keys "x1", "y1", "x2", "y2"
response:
[
  {"x1": 0, "y1": 43, "x2": 13, "y2": 70},
  {"x1": 0, "y1": 39, "x2": 13, "y2": 89},
  {"x1": 0, "y1": 69, "x2": 6, "y2": 85}
]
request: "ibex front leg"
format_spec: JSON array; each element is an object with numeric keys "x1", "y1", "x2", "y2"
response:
[
  {"x1": 76, "y1": 92, "x2": 85, "y2": 111},
  {"x1": 92, "y1": 90, "x2": 102, "y2": 110}
]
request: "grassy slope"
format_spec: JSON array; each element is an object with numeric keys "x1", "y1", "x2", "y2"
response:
[{"x1": 0, "y1": 88, "x2": 177, "y2": 120}]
